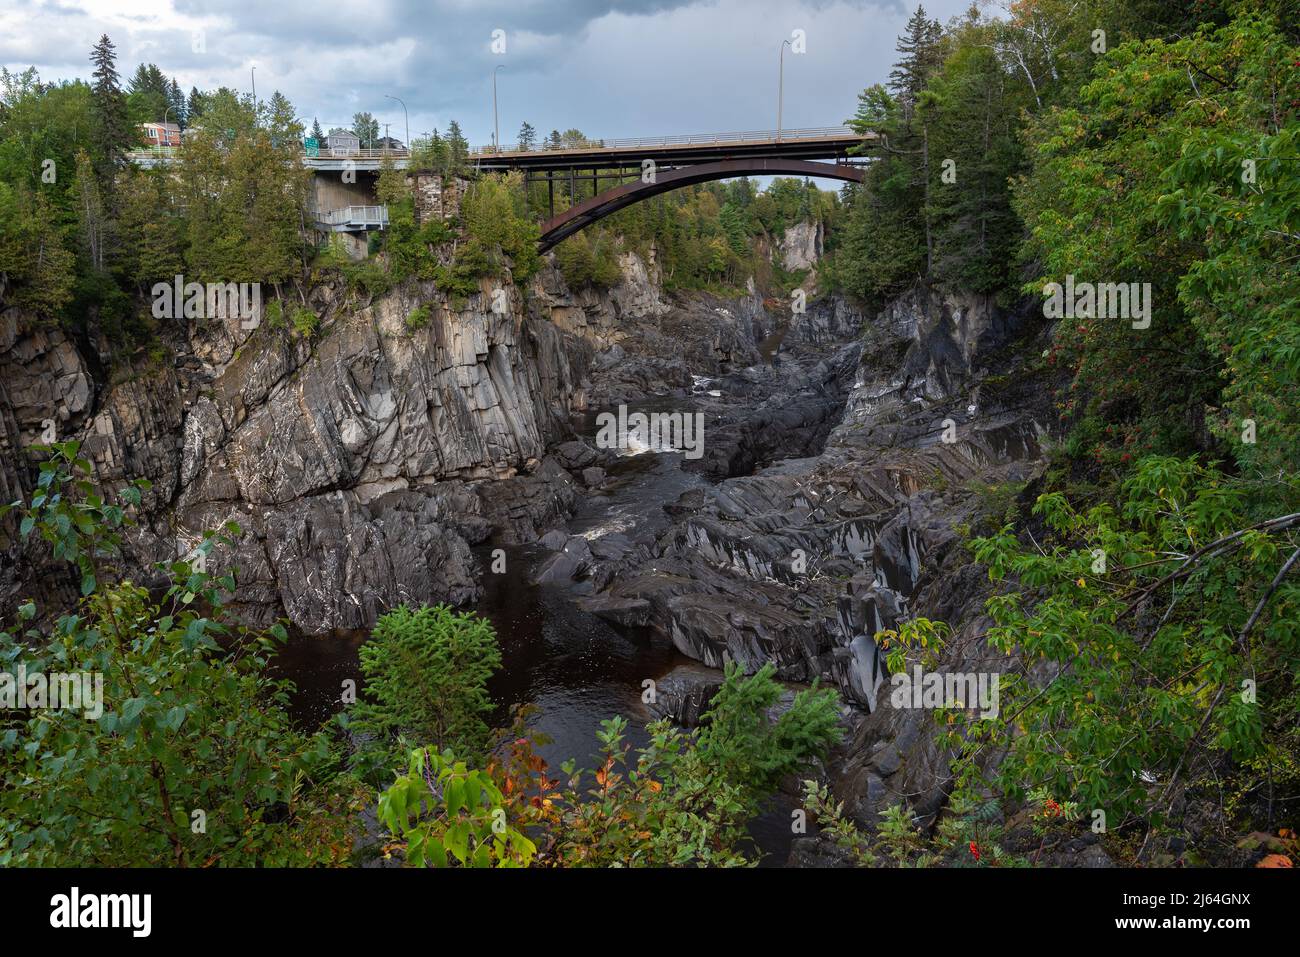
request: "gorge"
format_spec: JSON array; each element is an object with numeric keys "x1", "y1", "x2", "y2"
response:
[{"x1": 1, "y1": 217, "x2": 1059, "y2": 863}]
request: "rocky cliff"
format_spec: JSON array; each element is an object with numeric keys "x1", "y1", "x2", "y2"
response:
[
  {"x1": 544, "y1": 280, "x2": 1059, "y2": 855},
  {"x1": 1, "y1": 232, "x2": 857, "y2": 634},
  {"x1": 1, "y1": 250, "x2": 661, "y2": 630},
  {"x1": 2, "y1": 224, "x2": 1062, "y2": 862}
]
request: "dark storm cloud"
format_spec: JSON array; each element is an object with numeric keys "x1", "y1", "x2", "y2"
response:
[{"x1": 3, "y1": 0, "x2": 973, "y2": 155}]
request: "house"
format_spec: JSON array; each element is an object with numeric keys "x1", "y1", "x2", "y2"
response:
[
  {"x1": 325, "y1": 128, "x2": 361, "y2": 154},
  {"x1": 140, "y1": 122, "x2": 181, "y2": 147},
  {"x1": 376, "y1": 135, "x2": 405, "y2": 151}
]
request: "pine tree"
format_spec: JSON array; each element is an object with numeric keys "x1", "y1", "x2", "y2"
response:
[
  {"x1": 889, "y1": 5, "x2": 944, "y2": 118},
  {"x1": 310, "y1": 117, "x2": 324, "y2": 142},
  {"x1": 516, "y1": 121, "x2": 536, "y2": 151},
  {"x1": 266, "y1": 91, "x2": 299, "y2": 146},
  {"x1": 169, "y1": 78, "x2": 186, "y2": 128},
  {"x1": 446, "y1": 120, "x2": 468, "y2": 172},
  {"x1": 89, "y1": 34, "x2": 130, "y2": 176},
  {"x1": 186, "y1": 86, "x2": 206, "y2": 124}
]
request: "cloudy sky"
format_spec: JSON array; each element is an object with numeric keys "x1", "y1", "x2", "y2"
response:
[{"x1": 4, "y1": 0, "x2": 982, "y2": 149}]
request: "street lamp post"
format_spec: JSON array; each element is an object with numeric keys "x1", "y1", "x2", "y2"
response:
[
  {"x1": 250, "y1": 66, "x2": 257, "y2": 113},
  {"x1": 493, "y1": 65, "x2": 505, "y2": 153},
  {"x1": 777, "y1": 39, "x2": 792, "y2": 142},
  {"x1": 385, "y1": 94, "x2": 409, "y2": 149}
]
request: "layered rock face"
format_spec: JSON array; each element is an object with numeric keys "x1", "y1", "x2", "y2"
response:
[
  {"x1": 1, "y1": 264, "x2": 610, "y2": 630},
  {"x1": 559, "y1": 281, "x2": 1054, "y2": 846},
  {"x1": 1, "y1": 233, "x2": 852, "y2": 635},
  {"x1": 3, "y1": 219, "x2": 1057, "y2": 862}
]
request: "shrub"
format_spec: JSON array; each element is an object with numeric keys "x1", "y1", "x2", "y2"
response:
[
  {"x1": 291, "y1": 307, "x2": 318, "y2": 338},
  {"x1": 377, "y1": 661, "x2": 842, "y2": 867},
  {"x1": 405, "y1": 304, "x2": 431, "y2": 332},
  {"x1": 350, "y1": 604, "x2": 501, "y2": 770},
  {"x1": 0, "y1": 444, "x2": 357, "y2": 866}
]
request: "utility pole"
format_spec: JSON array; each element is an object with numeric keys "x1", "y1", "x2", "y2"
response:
[
  {"x1": 250, "y1": 66, "x2": 257, "y2": 115},
  {"x1": 777, "y1": 39, "x2": 791, "y2": 142},
  {"x1": 493, "y1": 65, "x2": 505, "y2": 153},
  {"x1": 385, "y1": 94, "x2": 409, "y2": 149}
]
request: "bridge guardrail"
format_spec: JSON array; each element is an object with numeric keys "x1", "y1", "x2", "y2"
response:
[
  {"x1": 319, "y1": 206, "x2": 389, "y2": 226},
  {"x1": 471, "y1": 126, "x2": 861, "y2": 156},
  {"x1": 126, "y1": 127, "x2": 865, "y2": 166}
]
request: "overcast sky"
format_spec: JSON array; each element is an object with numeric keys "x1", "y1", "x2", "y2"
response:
[{"x1": 3, "y1": 0, "x2": 983, "y2": 150}]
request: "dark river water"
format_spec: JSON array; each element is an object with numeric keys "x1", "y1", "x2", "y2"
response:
[{"x1": 271, "y1": 397, "x2": 798, "y2": 865}]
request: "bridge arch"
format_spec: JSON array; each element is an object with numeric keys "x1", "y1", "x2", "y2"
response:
[{"x1": 537, "y1": 158, "x2": 864, "y2": 252}]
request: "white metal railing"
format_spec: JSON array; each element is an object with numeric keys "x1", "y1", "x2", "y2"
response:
[
  {"x1": 469, "y1": 126, "x2": 861, "y2": 156},
  {"x1": 319, "y1": 205, "x2": 389, "y2": 226},
  {"x1": 125, "y1": 145, "x2": 180, "y2": 159},
  {"x1": 309, "y1": 146, "x2": 411, "y2": 159},
  {"x1": 127, "y1": 127, "x2": 863, "y2": 165}
]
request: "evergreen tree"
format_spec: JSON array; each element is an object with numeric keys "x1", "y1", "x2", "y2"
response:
[
  {"x1": 0, "y1": 183, "x2": 75, "y2": 316},
  {"x1": 89, "y1": 34, "x2": 129, "y2": 176},
  {"x1": 126, "y1": 63, "x2": 169, "y2": 123},
  {"x1": 266, "y1": 90, "x2": 299, "y2": 146},
  {"x1": 186, "y1": 86, "x2": 206, "y2": 124},
  {"x1": 445, "y1": 120, "x2": 468, "y2": 172},
  {"x1": 168, "y1": 77, "x2": 186, "y2": 128},
  {"x1": 889, "y1": 4, "x2": 944, "y2": 118},
  {"x1": 310, "y1": 117, "x2": 324, "y2": 142},
  {"x1": 923, "y1": 6, "x2": 1025, "y2": 293},
  {"x1": 516, "y1": 120, "x2": 536, "y2": 151},
  {"x1": 115, "y1": 167, "x2": 182, "y2": 289}
]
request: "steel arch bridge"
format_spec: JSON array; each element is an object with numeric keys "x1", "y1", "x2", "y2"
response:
[
  {"x1": 125, "y1": 124, "x2": 873, "y2": 248},
  {"x1": 533, "y1": 157, "x2": 865, "y2": 252},
  {"x1": 470, "y1": 125, "x2": 872, "y2": 251}
]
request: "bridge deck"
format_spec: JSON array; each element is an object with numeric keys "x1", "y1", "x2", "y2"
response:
[
  {"x1": 474, "y1": 127, "x2": 870, "y2": 171},
  {"x1": 125, "y1": 126, "x2": 872, "y2": 173}
]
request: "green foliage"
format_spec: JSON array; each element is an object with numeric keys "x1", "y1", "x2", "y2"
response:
[
  {"x1": 377, "y1": 747, "x2": 536, "y2": 867},
  {"x1": 802, "y1": 782, "x2": 1030, "y2": 868},
  {"x1": 553, "y1": 229, "x2": 623, "y2": 290},
  {"x1": 0, "y1": 444, "x2": 356, "y2": 866},
  {"x1": 405, "y1": 304, "x2": 430, "y2": 332},
  {"x1": 263, "y1": 298, "x2": 284, "y2": 330},
  {"x1": 876, "y1": 616, "x2": 950, "y2": 674},
  {"x1": 290, "y1": 307, "x2": 318, "y2": 338},
  {"x1": 0, "y1": 182, "x2": 75, "y2": 318},
  {"x1": 458, "y1": 172, "x2": 541, "y2": 284},
  {"x1": 379, "y1": 662, "x2": 841, "y2": 867},
  {"x1": 350, "y1": 604, "x2": 501, "y2": 771},
  {"x1": 691, "y1": 661, "x2": 843, "y2": 800},
  {"x1": 957, "y1": 455, "x2": 1299, "y2": 835},
  {"x1": 172, "y1": 92, "x2": 310, "y2": 287},
  {"x1": 0, "y1": 53, "x2": 312, "y2": 340}
]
